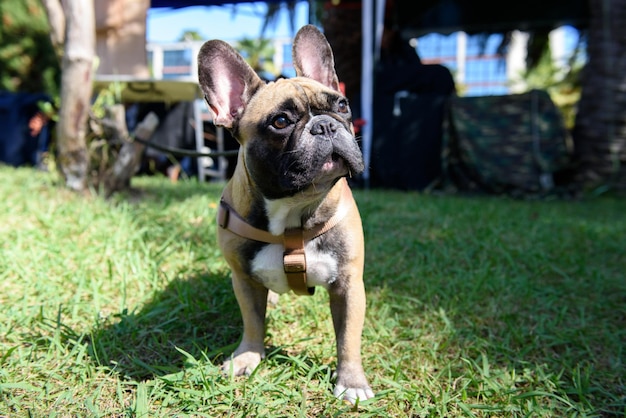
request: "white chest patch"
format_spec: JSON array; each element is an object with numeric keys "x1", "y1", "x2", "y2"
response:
[{"x1": 250, "y1": 241, "x2": 339, "y2": 294}]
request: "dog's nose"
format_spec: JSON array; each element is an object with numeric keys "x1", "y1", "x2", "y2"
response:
[{"x1": 310, "y1": 117, "x2": 338, "y2": 137}]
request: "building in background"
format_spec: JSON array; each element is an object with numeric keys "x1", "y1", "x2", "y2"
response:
[
  {"x1": 95, "y1": 0, "x2": 150, "y2": 78},
  {"x1": 147, "y1": 25, "x2": 580, "y2": 97},
  {"x1": 415, "y1": 26, "x2": 581, "y2": 96},
  {"x1": 147, "y1": 37, "x2": 293, "y2": 81}
]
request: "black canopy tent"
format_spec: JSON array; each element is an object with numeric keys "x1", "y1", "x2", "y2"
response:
[
  {"x1": 393, "y1": 0, "x2": 589, "y2": 36},
  {"x1": 150, "y1": 0, "x2": 590, "y2": 33}
]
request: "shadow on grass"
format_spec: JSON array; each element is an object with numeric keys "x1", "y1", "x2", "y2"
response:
[
  {"x1": 84, "y1": 176, "x2": 238, "y2": 381},
  {"x1": 87, "y1": 271, "x2": 240, "y2": 380}
]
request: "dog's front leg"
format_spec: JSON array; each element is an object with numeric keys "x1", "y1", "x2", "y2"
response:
[
  {"x1": 329, "y1": 279, "x2": 374, "y2": 403},
  {"x1": 222, "y1": 271, "x2": 268, "y2": 376}
]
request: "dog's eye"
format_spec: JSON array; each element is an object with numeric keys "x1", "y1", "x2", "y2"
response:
[
  {"x1": 337, "y1": 99, "x2": 349, "y2": 114},
  {"x1": 271, "y1": 115, "x2": 290, "y2": 129}
]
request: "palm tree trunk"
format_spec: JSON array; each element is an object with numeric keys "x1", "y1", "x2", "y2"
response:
[{"x1": 572, "y1": 0, "x2": 626, "y2": 191}]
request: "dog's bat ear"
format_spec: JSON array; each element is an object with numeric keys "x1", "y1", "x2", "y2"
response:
[
  {"x1": 292, "y1": 25, "x2": 340, "y2": 93},
  {"x1": 197, "y1": 40, "x2": 264, "y2": 129}
]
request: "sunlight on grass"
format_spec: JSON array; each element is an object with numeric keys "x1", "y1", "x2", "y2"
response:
[{"x1": 0, "y1": 165, "x2": 624, "y2": 416}]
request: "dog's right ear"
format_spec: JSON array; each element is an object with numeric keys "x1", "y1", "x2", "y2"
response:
[{"x1": 197, "y1": 40, "x2": 264, "y2": 129}]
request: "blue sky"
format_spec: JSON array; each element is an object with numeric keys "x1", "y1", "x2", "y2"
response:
[{"x1": 146, "y1": 2, "x2": 310, "y2": 43}]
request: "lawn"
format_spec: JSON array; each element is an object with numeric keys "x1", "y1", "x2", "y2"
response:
[{"x1": 0, "y1": 164, "x2": 624, "y2": 417}]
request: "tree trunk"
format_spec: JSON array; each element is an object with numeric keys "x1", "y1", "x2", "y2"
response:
[
  {"x1": 103, "y1": 109, "x2": 159, "y2": 197},
  {"x1": 572, "y1": 0, "x2": 626, "y2": 191},
  {"x1": 55, "y1": 0, "x2": 95, "y2": 192}
]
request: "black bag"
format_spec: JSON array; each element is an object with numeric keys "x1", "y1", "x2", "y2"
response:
[{"x1": 370, "y1": 62, "x2": 455, "y2": 190}]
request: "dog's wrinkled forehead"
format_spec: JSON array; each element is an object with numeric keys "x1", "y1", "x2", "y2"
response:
[{"x1": 247, "y1": 77, "x2": 342, "y2": 115}]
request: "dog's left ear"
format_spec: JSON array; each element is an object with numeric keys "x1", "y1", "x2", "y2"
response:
[{"x1": 292, "y1": 25, "x2": 341, "y2": 92}]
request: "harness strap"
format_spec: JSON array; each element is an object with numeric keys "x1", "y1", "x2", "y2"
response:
[
  {"x1": 217, "y1": 200, "x2": 282, "y2": 244},
  {"x1": 283, "y1": 228, "x2": 311, "y2": 295},
  {"x1": 217, "y1": 182, "x2": 353, "y2": 296}
]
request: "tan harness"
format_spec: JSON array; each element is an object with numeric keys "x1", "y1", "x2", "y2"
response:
[{"x1": 217, "y1": 183, "x2": 353, "y2": 296}]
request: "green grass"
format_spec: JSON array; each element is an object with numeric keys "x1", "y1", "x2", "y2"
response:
[{"x1": 0, "y1": 164, "x2": 624, "y2": 417}]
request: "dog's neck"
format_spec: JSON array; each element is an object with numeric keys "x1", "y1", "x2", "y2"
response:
[
  {"x1": 218, "y1": 178, "x2": 351, "y2": 243},
  {"x1": 263, "y1": 195, "x2": 321, "y2": 235}
]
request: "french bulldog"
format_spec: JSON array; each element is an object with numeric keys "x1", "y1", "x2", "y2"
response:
[{"x1": 197, "y1": 24, "x2": 373, "y2": 404}]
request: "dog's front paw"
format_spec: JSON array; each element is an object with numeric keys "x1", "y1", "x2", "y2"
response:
[
  {"x1": 333, "y1": 382, "x2": 375, "y2": 404},
  {"x1": 333, "y1": 367, "x2": 374, "y2": 404},
  {"x1": 221, "y1": 351, "x2": 263, "y2": 376}
]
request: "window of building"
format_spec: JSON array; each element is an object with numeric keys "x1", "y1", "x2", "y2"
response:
[{"x1": 162, "y1": 48, "x2": 193, "y2": 79}]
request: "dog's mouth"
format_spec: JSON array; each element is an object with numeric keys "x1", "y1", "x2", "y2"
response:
[
  {"x1": 274, "y1": 127, "x2": 364, "y2": 196},
  {"x1": 322, "y1": 153, "x2": 346, "y2": 173},
  {"x1": 321, "y1": 150, "x2": 364, "y2": 180}
]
